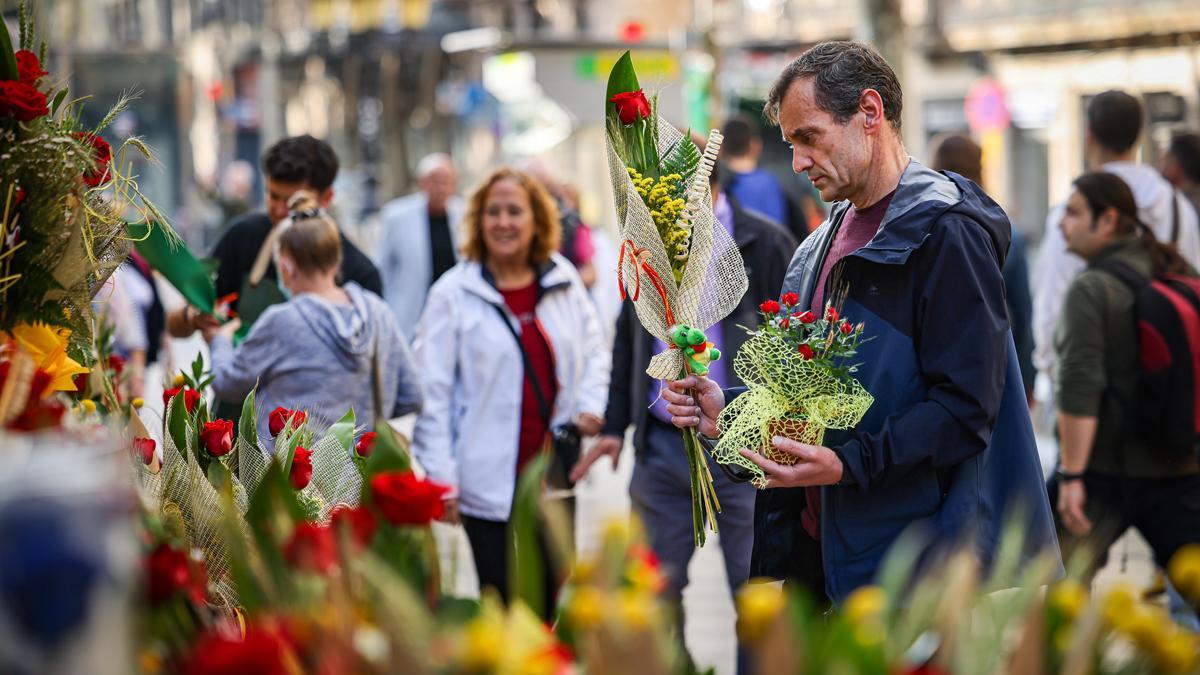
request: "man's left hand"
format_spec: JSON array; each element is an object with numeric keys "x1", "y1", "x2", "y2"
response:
[{"x1": 738, "y1": 436, "x2": 844, "y2": 489}]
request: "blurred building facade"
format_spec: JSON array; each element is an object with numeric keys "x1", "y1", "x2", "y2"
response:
[{"x1": 12, "y1": 0, "x2": 1200, "y2": 246}]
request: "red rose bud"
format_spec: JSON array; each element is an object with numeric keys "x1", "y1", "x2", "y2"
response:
[
  {"x1": 290, "y1": 446, "x2": 313, "y2": 490},
  {"x1": 798, "y1": 344, "x2": 815, "y2": 360},
  {"x1": 75, "y1": 132, "x2": 113, "y2": 187},
  {"x1": 797, "y1": 311, "x2": 816, "y2": 324},
  {"x1": 183, "y1": 388, "x2": 201, "y2": 414},
  {"x1": 825, "y1": 306, "x2": 839, "y2": 323},
  {"x1": 759, "y1": 300, "x2": 781, "y2": 315},
  {"x1": 133, "y1": 437, "x2": 156, "y2": 465},
  {"x1": 268, "y1": 406, "x2": 306, "y2": 437},
  {"x1": 856, "y1": 322, "x2": 865, "y2": 333},
  {"x1": 15, "y1": 50, "x2": 49, "y2": 85},
  {"x1": 355, "y1": 431, "x2": 378, "y2": 458},
  {"x1": 609, "y1": 89, "x2": 651, "y2": 125},
  {"x1": 146, "y1": 542, "x2": 204, "y2": 605},
  {"x1": 200, "y1": 419, "x2": 234, "y2": 457},
  {"x1": 13, "y1": 186, "x2": 25, "y2": 208},
  {"x1": 780, "y1": 292, "x2": 799, "y2": 306},
  {"x1": 0, "y1": 80, "x2": 50, "y2": 122},
  {"x1": 283, "y1": 522, "x2": 337, "y2": 574},
  {"x1": 107, "y1": 353, "x2": 126, "y2": 376},
  {"x1": 780, "y1": 318, "x2": 790, "y2": 329},
  {"x1": 370, "y1": 471, "x2": 451, "y2": 526},
  {"x1": 162, "y1": 387, "x2": 180, "y2": 407},
  {"x1": 330, "y1": 504, "x2": 377, "y2": 549},
  {"x1": 840, "y1": 321, "x2": 853, "y2": 335}
]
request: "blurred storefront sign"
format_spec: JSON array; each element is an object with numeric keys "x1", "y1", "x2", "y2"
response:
[{"x1": 574, "y1": 51, "x2": 679, "y2": 83}]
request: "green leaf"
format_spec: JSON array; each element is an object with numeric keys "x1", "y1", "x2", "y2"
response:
[
  {"x1": 0, "y1": 17, "x2": 17, "y2": 82},
  {"x1": 323, "y1": 408, "x2": 356, "y2": 456},
  {"x1": 50, "y1": 89, "x2": 67, "y2": 115},
  {"x1": 243, "y1": 460, "x2": 305, "y2": 607},
  {"x1": 363, "y1": 421, "x2": 412, "y2": 479},
  {"x1": 238, "y1": 385, "x2": 259, "y2": 448},
  {"x1": 166, "y1": 395, "x2": 189, "y2": 462},
  {"x1": 509, "y1": 453, "x2": 549, "y2": 616},
  {"x1": 604, "y1": 51, "x2": 641, "y2": 110},
  {"x1": 207, "y1": 460, "x2": 232, "y2": 495},
  {"x1": 661, "y1": 132, "x2": 702, "y2": 196}
]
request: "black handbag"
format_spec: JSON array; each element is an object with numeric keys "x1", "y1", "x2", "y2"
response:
[{"x1": 492, "y1": 303, "x2": 580, "y2": 489}]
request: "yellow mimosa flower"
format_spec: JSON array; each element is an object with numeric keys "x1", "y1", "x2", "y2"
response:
[
  {"x1": 843, "y1": 585, "x2": 888, "y2": 624},
  {"x1": 736, "y1": 582, "x2": 785, "y2": 644}
]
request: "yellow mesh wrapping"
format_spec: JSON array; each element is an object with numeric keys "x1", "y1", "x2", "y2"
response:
[
  {"x1": 713, "y1": 334, "x2": 874, "y2": 489},
  {"x1": 606, "y1": 122, "x2": 748, "y2": 379}
]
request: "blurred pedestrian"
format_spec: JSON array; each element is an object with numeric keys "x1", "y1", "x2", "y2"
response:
[
  {"x1": 521, "y1": 159, "x2": 598, "y2": 289},
  {"x1": 1161, "y1": 132, "x2": 1200, "y2": 223},
  {"x1": 376, "y1": 153, "x2": 465, "y2": 340},
  {"x1": 167, "y1": 135, "x2": 383, "y2": 339},
  {"x1": 721, "y1": 116, "x2": 790, "y2": 227},
  {"x1": 571, "y1": 163, "x2": 795, "y2": 673},
  {"x1": 203, "y1": 192, "x2": 421, "y2": 447},
  {"x1": 410, "y1": 167, "x2": 609, "y2": 618},
  {"x1": 931, "y1": 132, "x2": 1036, "y2": 405},
  {"x1": 1033, "y1": 91, "x2": 1200, "y2": 383},
  {"x1": 1047, "y1": 173, "x2": 1199, "y2": 618}
]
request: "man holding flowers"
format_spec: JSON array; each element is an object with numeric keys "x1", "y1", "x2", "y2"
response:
[{"x1": 664, "y1": 41, "x2": 1059, "y2": 602}]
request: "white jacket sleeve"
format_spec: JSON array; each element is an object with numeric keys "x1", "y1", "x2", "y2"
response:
[
  {"x1": 1031, "y1": 202, "x2": 1085, "y2": 379},
  {"x1": 410, "y1": 281, "x2": 460, "y2": 495},
  {"x1": 1172, "y1": 192, "x2": 1200, "y2": 272},
  {"x1": 573, "y1": 278, "x2": 611, "y2": 419}
]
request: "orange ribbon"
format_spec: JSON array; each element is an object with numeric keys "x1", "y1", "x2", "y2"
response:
[{"x1": 618, "y1": 239, "x2": 675, "y2": 327}]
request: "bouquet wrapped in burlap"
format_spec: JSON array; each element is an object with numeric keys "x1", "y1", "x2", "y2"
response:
[
  {"x1": 604, "y1": 53, "x2": 748, "y2": 546},
  {"x1": 712, "y1": 297, "x2": 874, "y2": 489}
]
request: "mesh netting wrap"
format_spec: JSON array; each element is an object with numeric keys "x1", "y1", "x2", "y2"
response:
[
  {"x1": 606, "y1": 122, "x2": 748, "y2": 380},
  {"x1": 712, "y1": 335, "x2": 874, "y2": 489}
]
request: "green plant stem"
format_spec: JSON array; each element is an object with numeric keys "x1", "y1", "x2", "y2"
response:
[{"x1": 677, "y1": 365, "x2": 721, "y2": 547}]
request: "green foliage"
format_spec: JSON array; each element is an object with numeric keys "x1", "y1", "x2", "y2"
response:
[
  {"x1": 510, "y1": 453, "x2": 549, "y2": 616},
  {"x1": 661, "y1": 133, "x2": 702, "y2": 200},
  {"x1": 166, "y1": 394, "x2": 189, "y2": 462},
  {"x1": 363, "y1": 421, "x2": 412, "y2": 478},
  {"x1": 323, "y1": 408, "x2": 356, "y2": 457},
  {"x1": 238, "y1": 384, "x2": 259, "y2": 450},
  {"x1": 0, "y1": 12, "x2": 16, "y2": 81}
]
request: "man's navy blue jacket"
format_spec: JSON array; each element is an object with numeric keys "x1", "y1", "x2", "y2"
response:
[{"x1": 751, "y1": 160, "x2": 1061, "y2": 602}]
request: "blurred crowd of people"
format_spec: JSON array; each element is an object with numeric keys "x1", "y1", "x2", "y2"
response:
[{"x1": 93, "y1": 52, "x2": 1200, "y2": 668}]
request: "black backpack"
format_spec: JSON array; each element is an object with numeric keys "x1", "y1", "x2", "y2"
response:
[{"x1": 1095, "y1": 259, "x2": 1200, "y2": 458}]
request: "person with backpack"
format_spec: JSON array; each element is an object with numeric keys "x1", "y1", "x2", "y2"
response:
[{"x1": 1051, "y1": 171, "x2": 1200, "y2": 580}]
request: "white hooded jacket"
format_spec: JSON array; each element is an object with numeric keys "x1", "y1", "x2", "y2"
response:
[
  {"x1": 1032, "y1": 161, "x2": 1200, "y2": 377},
  {"x1": 410, "y1": 253, "x2": 610, "y2": 520}
]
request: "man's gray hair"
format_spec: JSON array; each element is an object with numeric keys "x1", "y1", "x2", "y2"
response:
[
  {"x1": 763, "y1": 41, "x2": 903, "y2": 132},
  {"x1": 416, "y1": 152, "x2": 453, "y2": 179}
]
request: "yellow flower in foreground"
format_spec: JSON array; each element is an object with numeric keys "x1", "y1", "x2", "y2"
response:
[
  {"x1": 1047, "y1": 579, "x2": 1088, "y2": 621},
  {"x1": 172, "y1": 373, "x2": 186, "y2": 387},
  {"x1": 736, "y1": 582, "x2": 785, "y2": 644},
  {"x1": 566, "y1": 586, "x2": 605, "y2": 629},
  {"x1": 7, "y1": 323, "x2": 89, "y2": 395},
  {"x1": 1153, "y1": 630, "x2": 1200, "y2": 673},
  {"x1": 1101, "y1": 582, "x2": 1138, "y2": 629},
  {"x1": 1168, "y1": 544, "x2": 1200, "y2": 602},
  {"x1": 844, "y1": 585, "x2": 888, "y2": 624},
  {"x1": 132, "y1": 397, "x2": 144, "y2": 409},
  {"x1": 461, "y1": 616, "x2": 503, "y2": 671},
  {"x1": 615, "y1": 588, "x2": 656, "y2": 630},
  {"x1": 80, "y1": 399, "x2": 96, "y2": 413}
]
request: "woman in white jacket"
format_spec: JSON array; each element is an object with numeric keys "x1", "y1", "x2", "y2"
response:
[{"x1": 411, "y1": 166, "x2": 609, "y2": 612}]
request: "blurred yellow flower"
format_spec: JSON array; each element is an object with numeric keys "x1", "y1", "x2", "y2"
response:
[
  {"x1": 1101, "y1": 581, "x2": 1138, "y2": 628},
  {"x1": 572, "y1": 558, "x2": 597, "y2": 585},
  {"x1": 172, "y1": 373, "x2": 186, "y2": 387},
  {"x1": 1153, "y1": 630, "x2": 1199, "y2": 673},
  {"x1": 844, "y1": 585, "x2": 888, "y2": 624},
  {"x1": 1047, "y1": 579, "x2": 1088, "y2": 621},
  {"x1": 132, "y1": 397, "x2": 144, "y2": 409},
  {"x1": 616, "y1": 588, "x2": 656, "y2": 630},
  {"x1": 566, "y1": 586, "x2": 605, "y2": 629},
  {"x1": 736, "y1": 582, "x2": 785, "y2": 644},
  {"x1": 6, "y1": 323, "x2": 89, "y2": 395},
  {"x1": 1168, "y1": 544, "x2": 1200, "y2": 602},
  {"x1": 460, "y1": 610, "x2": 503, "y2": 672},
  {"x1": 80, "y1": 399, "x2": 96, "y2": 413}
]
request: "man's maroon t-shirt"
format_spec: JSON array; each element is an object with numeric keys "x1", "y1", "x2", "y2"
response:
[
  {"x1": 802, "y1": 190, "x2": 895, "y2": 541},
  {"x1": 500, "y1": 282, "x2": 558, "y2": 475}
]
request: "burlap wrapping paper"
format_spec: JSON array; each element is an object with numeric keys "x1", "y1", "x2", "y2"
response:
[{"x1": 606, "y1": 120, "x2": 748, "y2": 380}]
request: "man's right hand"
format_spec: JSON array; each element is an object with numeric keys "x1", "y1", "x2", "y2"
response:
[
  {"x1": 1057, "y1": 480, "x2": 1092, "y2": 536},
  {"x1": 440, "y1": 498, "x2": 461, "y2": 525},
  {"x1": 570, "y1": 434, "x2": 623, "y2": 483},
  {"x1": 662, "y1": 375, "x2": 725, "y2": 438}
]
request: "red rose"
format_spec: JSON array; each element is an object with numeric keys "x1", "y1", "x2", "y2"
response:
[
  {"x1": 200, "y1": 419, "x2": 234, "y2": 457},
  {"x1": 798, "y1": 344, "x2": 815, "y2": 360},
  {"x1": 283, "y1": 522, "x2": 337, "y2": 574},
  {"x1": 330, "y1": 504, "x2": 377, "y2": 549},
  {"x1": 609, "y1": 89, "x2": 651, "y2": 125},
  {"x1": 825, "y1": 306, "x2": 839, "y2": 323},
  {"x1": 370, "y1": 471, "x2": 451, "y2": 526},
  {"x1": 133, "y1": 437, "x2": 156, "y2": 465},
  {"x1": 15, "y1": 50, "x2": 48, "y2": 85},
  {"x1": 107, "y1": 353, "x2": 126, "y2": 376},
  {"x1": 289, "y1": 446, "x2": 313, "y2": 490},
  {"x1": 355, "y1": 431, "x2": 377, "y2": 458},
  {"x1": 268, "y1": 406, "x2": 306, "y2": 437},
  {"x1": 75, "y1": 132, "x2": 113, "y2": 187},
  {"x1": 779, "y1": 317, "x2": 790, "y2": 329},
  {"x1": 146, "y1": 543, "x2": 205, "y2": 605},
  {"x1": 797, "y1": 311, "x2": 815, "y2": 324},
  {"x1": 759, "y1": 300, "x2": 781, "y2": 315},
  {"x1": 0, "y1": 80, "x2": 49, "y2": 122},
  {"x1": 13, "y1": 186, "x2": 25, "y2": 208},
  {"x1": 780, "y1": 292, "x2": 799, "y2": 306},
  {"x1": 840, "y1": 321, "x2": 853, "y2": 335},
  {"x1": 163, "y1": 387, "x2": 201, "y2": 414},
  {"x1": 181, "y1": 624, "x2": 295, "y2": 675}
]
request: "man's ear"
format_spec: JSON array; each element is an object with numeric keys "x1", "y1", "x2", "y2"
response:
[
  {"x1": 860, "y1": 89, "x2": 886, "y2": 135},
  {"x1": 318, "y1": 187, "x2": 335, "y2": 208},
  {"x1": 1098, "y1": 206, "x2": 1120, "y2": 237}
]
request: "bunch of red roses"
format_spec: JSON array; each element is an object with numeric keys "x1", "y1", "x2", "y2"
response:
[{"x1": 756, "y1": 292, "x2": 866, "y2": 369}]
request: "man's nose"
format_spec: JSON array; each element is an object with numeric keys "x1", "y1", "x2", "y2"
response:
[{"x1": 792, "y1": 148, "x2": 813, "y2": 175}]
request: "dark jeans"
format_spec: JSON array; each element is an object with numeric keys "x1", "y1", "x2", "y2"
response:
[
  {"x1": 631, "y1": 418, "x2": 757, "y2": 674},
  {"x1": 461, "y1": 497, "x2": 573, "y2": 621},
  {"x1": 1048, "y1": 472, "x2": 1200, "y2": 573}
]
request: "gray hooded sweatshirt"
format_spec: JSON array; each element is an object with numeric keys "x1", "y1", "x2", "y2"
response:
[{"x1": 210, "y1": 282, "x2": 422, "y2": 449}]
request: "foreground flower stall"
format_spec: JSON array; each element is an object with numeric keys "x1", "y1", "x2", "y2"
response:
[{"x1": 3, "y1": 14, "x2": 1200, "y2": 675}]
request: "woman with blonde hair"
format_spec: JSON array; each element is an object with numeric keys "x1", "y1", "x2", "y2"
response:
[
  {"x1": 204, "y1": 192, "x2": 422, "y2": 446},
  {"x1": 411, "y1": 166, "x2": 609, "y2": 614}
]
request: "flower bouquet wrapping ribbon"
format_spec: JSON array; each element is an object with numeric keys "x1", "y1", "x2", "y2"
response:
[{"x1": 713, "y1": 334, "x2": 874, "y2": 489}]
